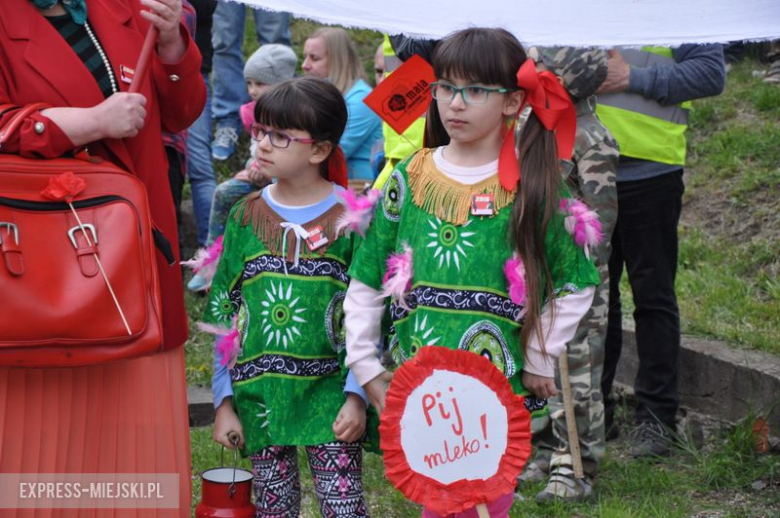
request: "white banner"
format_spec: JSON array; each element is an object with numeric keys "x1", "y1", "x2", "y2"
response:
[{"x1": 225, "y1": 0, "x2": 780, "y2": 46}]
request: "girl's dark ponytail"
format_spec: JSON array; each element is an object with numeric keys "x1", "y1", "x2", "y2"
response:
[{"x1": 511, "y1": 114, "x2": 561, "y2": 351}]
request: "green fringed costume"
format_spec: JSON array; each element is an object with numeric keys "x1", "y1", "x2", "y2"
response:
[
  {"x1": 204, "y1": 192, "x2": 378, "y2": 455},
  {"x1": 349, "y1": 148, "x2": 600, "y2": 417}
]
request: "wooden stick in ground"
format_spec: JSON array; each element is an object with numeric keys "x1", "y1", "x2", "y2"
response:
[
  {"x1": 558, "y1": 352, "x2": 584, "y2": 479},
  {"x1": 476, "y1": 503, "x2": 490, "y2": 518}
]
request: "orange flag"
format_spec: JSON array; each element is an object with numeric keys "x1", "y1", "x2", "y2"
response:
[{"x1": 363, "y1": 54, "x2": 436, "y2": 135}]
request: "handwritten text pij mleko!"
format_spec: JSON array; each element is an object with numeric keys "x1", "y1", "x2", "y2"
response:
[{"x1": 400, "y1": 370, "x2": 509, "y2": 485}]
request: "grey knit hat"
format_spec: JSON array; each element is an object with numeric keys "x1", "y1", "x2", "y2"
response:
[{"x1": 243, "y1": 44, "x2": 298, "y2": 85}]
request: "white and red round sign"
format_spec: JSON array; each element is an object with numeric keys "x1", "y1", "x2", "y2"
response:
[{"x1": 380, "y1": 346, "x2": 531, "y2": 515}]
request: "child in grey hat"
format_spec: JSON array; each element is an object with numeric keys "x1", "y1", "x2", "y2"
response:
[
  {"x1": 239, "y1": 44, "x2": 298, "y2": 170},
  {"x1": 243, "y1": 43, "x2": 298, "y2": 88},
  {"x1": 187, "y1": 44, "x2": 297, "y2": 292}
]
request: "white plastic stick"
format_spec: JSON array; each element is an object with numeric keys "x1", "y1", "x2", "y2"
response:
[{"x1": 68, "y1": 204, "x2": 132, "y2": 335}]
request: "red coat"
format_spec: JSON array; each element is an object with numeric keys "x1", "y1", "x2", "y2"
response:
[{"x1": 0, "y1": 0, "x2": 206, "y2": 349}]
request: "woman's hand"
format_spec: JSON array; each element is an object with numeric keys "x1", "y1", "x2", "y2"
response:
[
  {"x1": 213, "y1": 399, "x2": 245, "y2": 449},
  {"x1": 140, "y1": 0, "x2": 186, "y2": 63},
  {"x1": 522, "y1": 371, "x2": 558, "y2": 399},
  {"x1": 90, "y1": 93, "x2": 148, "y2": 139},
  {"x1": 40, "y1": 93, "x2": 147, "y2": 146},
  {"x1": 332, "y1": 393, "x2": 367, "y2": 443}
]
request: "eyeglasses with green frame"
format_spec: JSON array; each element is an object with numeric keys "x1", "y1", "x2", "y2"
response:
[
  {"x1": 429, "y1": 82, "x2": 517, "y2": 105},
  {"x1": 250, "y1": 124, "x2": 317, "y2": 149}
]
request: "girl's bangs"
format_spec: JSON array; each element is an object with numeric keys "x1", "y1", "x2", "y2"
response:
[
  {"x1": 256, "y1": 84, "x2": 317, "y2": 133},
  {"x1": 433, "y1": 29, "x2": 523, "y2": 87}
]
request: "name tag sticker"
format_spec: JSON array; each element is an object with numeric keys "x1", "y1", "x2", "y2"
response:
[
  {"x1": 305, "y1": 225, "x2": 329, "y2": 251},
  {"x1": 120, "y1": 65, "x2": 135, "y2": 84},
  {"x1": 471, "y1": 193, "x2": 495, "y2": 216}
]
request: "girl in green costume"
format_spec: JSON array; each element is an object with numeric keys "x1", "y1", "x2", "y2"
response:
[
  {"x1": 204, "y1": 77, "x2": 373, "y2": 517},
  {"x1": 344, "y1": 28, "x2": 602, "y2": 516}
]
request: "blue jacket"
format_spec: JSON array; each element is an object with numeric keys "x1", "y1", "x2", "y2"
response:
[{"x1": 342, "y1": 79, "x2": 383, "y2": 180}]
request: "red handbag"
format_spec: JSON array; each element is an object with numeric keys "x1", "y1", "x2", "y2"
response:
[{"x1": 0, "y1": 103, "x2": 168, "y2": 367}]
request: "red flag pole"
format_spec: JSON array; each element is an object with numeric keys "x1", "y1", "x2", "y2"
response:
[{"x1": 129, "y1": 26, "x2": 158, "y2": 94}]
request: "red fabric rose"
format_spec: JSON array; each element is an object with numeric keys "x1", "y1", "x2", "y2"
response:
[{"x1": 40, "y1": 172, "x2": 87, "y2": 202}]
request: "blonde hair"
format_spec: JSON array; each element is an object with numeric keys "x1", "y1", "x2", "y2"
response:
[{"x1": 309, "y1": 27, "x2": 365, "y2": 95}]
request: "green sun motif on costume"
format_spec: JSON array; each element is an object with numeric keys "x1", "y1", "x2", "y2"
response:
[
  {"x1": 210, "y1": 290, "x2": 236, "y2": 324},
  {"x1": 408, "y1": 314, "x2": 441, "y2": 357},
  {"x1": 411, "y1": 314, "x2": 440, "y2": 351},
  {"x1": 256, "y1": 402, "x2": 271, "y2": 429},
  {"x1": 426, "y1": 217, "x2": 475, "y2": 270},
  {"x1": 259, "y1": 281, "x2": 307, "y2": 349}
]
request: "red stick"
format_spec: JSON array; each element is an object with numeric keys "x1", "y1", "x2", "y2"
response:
[{"x1": 129, "y1": 26, "x2": 158, "y2": 94}]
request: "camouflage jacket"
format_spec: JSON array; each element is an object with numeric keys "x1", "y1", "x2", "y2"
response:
[
  {"x1": 530, "y1": 47, "x2": 618, "y2": 184},
  {"x1": 532, "y1": 46, "x2": 609, "y2": 106}
]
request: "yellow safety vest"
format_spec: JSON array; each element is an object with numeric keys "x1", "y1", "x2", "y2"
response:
[
  {"x1": 597, "y1": 47, "x2": 692, "y2": 166},
  {"x1": 375, "y1": 35, "x2": 426, "y2": 189}
]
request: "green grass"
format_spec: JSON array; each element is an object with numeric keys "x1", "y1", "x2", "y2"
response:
[
  {"x1": 675, "y1": 228, "x2": 780, "y2": 353},
  {"x1": 190, "y1": 408, "x2": 780, "y2": 516},
  {"x1": 673, "y1": 59, "x2": 780, "y2": 356},
  {"x1": 183, "y1": 290, "x2": 213, "y2": 387}
]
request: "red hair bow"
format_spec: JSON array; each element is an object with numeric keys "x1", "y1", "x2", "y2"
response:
[
  {"x1": 498, "y1": 58, "x2": 576, "y2": 191},
  {"x1": 327, "y1": 145, "x2": 349, "y2": 188}
]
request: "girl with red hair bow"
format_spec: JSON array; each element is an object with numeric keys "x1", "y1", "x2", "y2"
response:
[{"x1": 344, "y1": 27, "x2": 601, "y2": 517}]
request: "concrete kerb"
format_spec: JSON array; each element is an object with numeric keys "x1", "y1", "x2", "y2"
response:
[
  {"x1": 187, "y1": 329, "x2": 780, "y2": 435},
  {"x1": 188, "y1": 385, "x2": 214, "y2": 428},
  {"x1": 611, "y1": 326, "x2": 780, "y2": 437}
]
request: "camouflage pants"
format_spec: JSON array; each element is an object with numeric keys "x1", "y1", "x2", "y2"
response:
[{"x1": 529, "y1": 126, "x2": 619, "y2": 480}]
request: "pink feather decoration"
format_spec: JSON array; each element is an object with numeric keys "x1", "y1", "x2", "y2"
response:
[
  {"x1": 181, "y1": 235, "x2": 224, "y2": 284},
  {"x1": 198, "y1": 316, "x2": 241, "y2": 368},
  {"x1": 381, "y1": 244, "x2": 413, "y2": 309},
  {"x1": 503, "y1": 254, "x2": 528, "y2": 307},
  {"x1": 560, "y1": 199, "x2": 603, "y2": 253},
  {"x1": 335, "y1": 188, "x2": 381, "y2": 237}
]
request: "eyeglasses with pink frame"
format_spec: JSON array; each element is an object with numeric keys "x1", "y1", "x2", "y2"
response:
[{"x1": 250, "y1": 124, "x2": 317, "y2": 149}]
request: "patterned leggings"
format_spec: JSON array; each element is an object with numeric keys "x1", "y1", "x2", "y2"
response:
[
  {"x1": 250, "y1": 441, "x2": 369, "y2": 517},
  {"x1": 206, "y1": 178, "x2": 258, "y2": 245}
]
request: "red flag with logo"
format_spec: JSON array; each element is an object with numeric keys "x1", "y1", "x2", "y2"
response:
[{"x1": 363, "y1": 54, "x2": 435, "y2": 135}]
